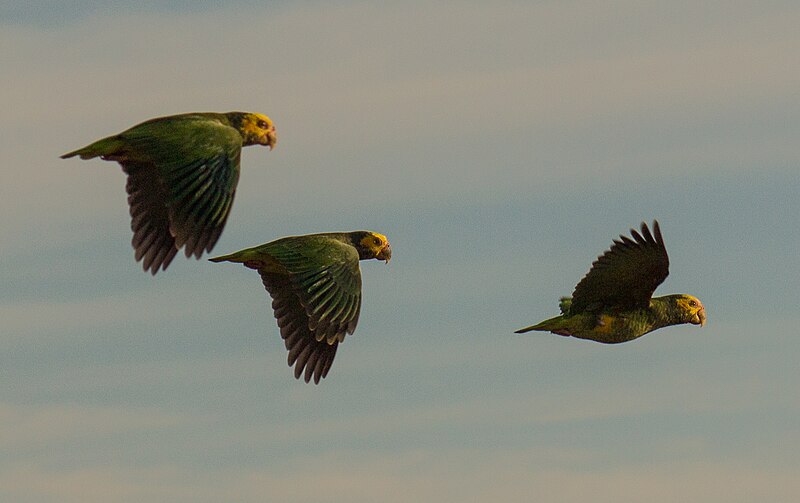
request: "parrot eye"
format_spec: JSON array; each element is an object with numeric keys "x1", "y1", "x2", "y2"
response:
[
  {"x1": 688, "y1": 300, "x2": 697, "y2": 308},
  {"x1": 373, "y1": 238, "x2": 382, "y2": 246},
  {"x1": 257, "y1": 120, "x2": 269, "y2": 129}
]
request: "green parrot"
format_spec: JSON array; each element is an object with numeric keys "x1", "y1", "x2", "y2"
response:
[
  {"x1": 61, "y1": 111, "x2": 277, "y2": 274},
  {"x1": 210, "y1": 231, "x2": 392, "y2": 384},
  {"x1": 515, "y1": 221, "x2": 705, "y2": 343}
]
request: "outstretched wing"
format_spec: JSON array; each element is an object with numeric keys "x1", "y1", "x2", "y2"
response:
[
  {"x1": 253, "y1": 236, "x2": 363, "y2": 384},
  {"x1": 118, "y1": 115, "x2": 243, "y2": 272},
  {"x1": 569, "y1": 221, "x2": 669, "y2": 313},
  {"x1": 261, "y1": 271, "x2": 341, "y2": 384},
  {"x1": 122, "y1": 160, "x2": 179, "y2": 273}
]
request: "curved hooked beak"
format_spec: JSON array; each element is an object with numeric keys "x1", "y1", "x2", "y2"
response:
[
  {"x1": 264, "y1": 127, "x2": 277, "y2": 150},
  {"x1": 376, "y1": 243, "x2": 392, "y2": 263},
  {"x1": 692, "y1": 308, "x2": 706, "y2": 327}
]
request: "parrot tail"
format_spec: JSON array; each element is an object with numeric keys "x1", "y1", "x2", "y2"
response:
[
  {"x1": 208, "y1": 252, "x2": 243, "y2": 263},
  {"x1": 61, "y1": 135, "x2": 125, "y2": 160},
  {"x1": 514, "y1": 314, "x2": 569, "y2": 334},
  {"x1": 208, "y1": 248, "x2": 266, "y2": 270}
]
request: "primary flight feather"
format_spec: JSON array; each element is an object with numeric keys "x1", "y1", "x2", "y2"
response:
[
  {"x1": 210, "y1": 231, "x2": 391, "y2": 384},
  {"x1": 61, "y1": 111, "x2": 277, "y2": 274},
  {"x1": 516, "y1": 221, "x2": 705, "y2": 343}
]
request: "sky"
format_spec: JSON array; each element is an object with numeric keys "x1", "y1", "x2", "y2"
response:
[{"x1": 2, "y1": 1, "x2": 799, "y2": 501}]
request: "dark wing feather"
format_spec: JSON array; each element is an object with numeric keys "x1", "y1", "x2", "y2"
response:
[
  {"x1": 121, "y1": 160, "x2": 179, "y2": 274},
  {"x1": 569, "y1": 221, "x2": 669, "y2": 313},
  {"x1": 261, "y1": 272, "x2": 339, "y2": 384},
  {"x1": 253, "y1": 236, "x2": 363, "y2": 383}
]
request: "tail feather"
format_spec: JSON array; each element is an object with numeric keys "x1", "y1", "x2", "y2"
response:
[
  {"x1": 208, "y1": 251, "x2": 244, "y2": 263},
  {"x1": 61, "y1": 135, "x2": 124, "y2": 160},
  {"x1": 208, "y1": 247, "x2": 264, "y2": 268},
  {"x1": 515, "y1": 314, "x2": 567, "y2": 334}
]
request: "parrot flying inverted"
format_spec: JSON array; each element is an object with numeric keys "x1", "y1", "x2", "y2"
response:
[
  {"x1": 516, "y1": 221, "x2": 705, "y2": 343},
  {"x1": 61, "y1": 111, "x2": 277, "y2": 274},
  {"x1": 210, "y1": 231, "x2": 392, "y2": 384}
]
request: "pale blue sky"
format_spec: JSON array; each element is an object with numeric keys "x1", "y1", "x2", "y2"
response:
[{"x1": 2, "y1": 2, "x2": 799, "y2": 502}]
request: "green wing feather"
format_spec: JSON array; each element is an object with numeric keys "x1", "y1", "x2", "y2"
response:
[
  {"x1": 569, "y1": 221, "x2": 669, "y2": 313},
  {"x1": 63, "y1": 113, "x2": 243, "y2": 273},
  {"x1": 212, "y1": 234, "x2": 363, "y2": 384}
]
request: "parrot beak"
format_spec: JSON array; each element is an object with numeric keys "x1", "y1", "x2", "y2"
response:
[
  {"x1": 376, "y1": 243, "x2": 392, "y2": 263},
  {"x1": 264, "y1": 128, "x2": 277, "y2": 150},
  {"x1": 692, "y1": 307, "x2": 706, "y2": 327}
]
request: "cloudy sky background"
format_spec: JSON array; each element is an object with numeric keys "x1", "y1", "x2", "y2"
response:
[{"x1": 2, "y1": 1, "x2": 799, "y2": 501}]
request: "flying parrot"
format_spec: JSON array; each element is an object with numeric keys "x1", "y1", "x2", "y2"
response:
[
  {"x1": 516, "y1": 221, "x2": 705, "y2": 343},
  {"x1": 61, "y1": 111, "x2": 277, "y2": 274},
  {"x1": 210, "y1": 231, "x2": 392, "y2": 384}
]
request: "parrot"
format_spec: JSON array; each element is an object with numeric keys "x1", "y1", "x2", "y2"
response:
[
  {"x1": 516, "y1": 221, "x2": 705, "y2": 343},
  {"x1": 210, "y1": 231, "x2": 391, "y2": 383},
  {"x1": 61, "y1": 111, "x2": 277, "y2": 274}
]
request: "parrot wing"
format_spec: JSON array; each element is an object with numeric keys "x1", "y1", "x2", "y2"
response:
[
  {"x1": 215, "y1": 235, "x2": 363, "y2": 383},
  {"x1": 108, "y1": 115, "x2": 243, "y2": 272},
  {"x1": 122, "y1": 159, "x2": 180, "y2": 273},
  {"x1": 569, "y1": 221, "x2": 669, "y2": 313}
]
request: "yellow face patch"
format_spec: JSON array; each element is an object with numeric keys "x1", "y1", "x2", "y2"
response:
[
  {"x1": 676, "y1": 294, "x2": 706, "y2": 326},
  {"x1": 359, "y1": 232, "x2": 391, "y2": 262},
  {"x1": 360, "y1": 232, "x2": 388, "y2": 255},
  {"x1": 240, "y1": 113, "x2": 276, "y2": 147},
  {"x1": 676, "y1": 295, "x2": 702, "y2": 314}
]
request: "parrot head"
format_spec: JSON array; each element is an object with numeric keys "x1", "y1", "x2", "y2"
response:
[
  {"x1": 234, "y1": 112, "x2": 277, "y2": 149},
  {"x1": 674, "y1": 294, "x2": 706, "y2": 327},
  {"x1": 354, "y1": 231, "x2": 392, "y2": 263}
]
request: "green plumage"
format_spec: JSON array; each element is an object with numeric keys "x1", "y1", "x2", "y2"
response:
[
  {"x1": 61, "y1": 111, "x2": 276, "y2": 274},
  {"x1": 516, "y1": 221, "x2": 706, "y2": 343},
  {"x1": 211, "y1": 231, "x2": 391, "y2": 384},
  {"x1": 519, "y1": 294, "x2": 704, "y2": 344}
]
